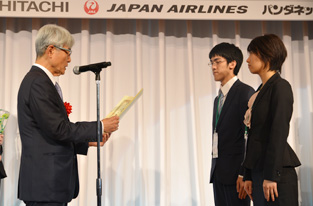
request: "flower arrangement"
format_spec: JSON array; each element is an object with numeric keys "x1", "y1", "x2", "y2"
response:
[
  {"x1": 64, "y1": 102, "x2": 72, "y2": 116},
  {"x1": 0, "y1": 109, "x2": 10, "y2": 134}
]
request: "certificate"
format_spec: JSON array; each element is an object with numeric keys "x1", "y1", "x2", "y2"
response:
[{"x1": 106, "y1": 89, "x2": 143, "y2": 119}]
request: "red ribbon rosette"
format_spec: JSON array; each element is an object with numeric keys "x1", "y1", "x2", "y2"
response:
[{"x1": 64, "y1": 102, "x2": 72, "y2": 116}]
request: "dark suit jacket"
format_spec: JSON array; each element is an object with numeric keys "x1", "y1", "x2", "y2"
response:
[
  {"x1": 243, "y1": 73, "x2": 301, "y2": 182},
  {"x1": 210, "y1": 79, "x2": 254, "y2": 185},
  {"x1": 17, "y1": 66, "x2": 99, "y2": 203},
  {"x1": 0, "y1": 145, "x2": 6, "y2": 179}
]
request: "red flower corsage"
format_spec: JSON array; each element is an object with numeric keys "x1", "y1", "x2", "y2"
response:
[{"x1": 64, "y1": 102, "x2": 72, "y2": 116}]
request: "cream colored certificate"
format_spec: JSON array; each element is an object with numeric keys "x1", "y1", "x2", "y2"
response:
[{"x1": 106, "y1": 89, "x2": 143, "y2": 119}]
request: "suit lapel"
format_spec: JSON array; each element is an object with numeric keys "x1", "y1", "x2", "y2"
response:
[
  {"x1": 252, "y1": 72, "x2": 280, "y2": 110},
  {"x1": 213, "y1": 96, "x2": 218, "y2": 130},
  {"x1": 31, "y1": 66, "x2": 68, "y2": 118},
  {"x1": 216, "y1": 79, "x2": 241, "y2": 128}
]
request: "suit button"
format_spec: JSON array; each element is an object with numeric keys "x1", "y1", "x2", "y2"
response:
[{"x1": 277, "y1": 171, "x2": 281, "y2": 176}]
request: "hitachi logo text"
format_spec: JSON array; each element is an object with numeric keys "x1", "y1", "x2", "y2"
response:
[{"x1": 0, "y1": 1, "x2": 69, "y2": 12}]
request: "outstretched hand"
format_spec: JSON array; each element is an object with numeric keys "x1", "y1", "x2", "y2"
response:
[
  {"x1": 101, "y1": 116, "x2": 119, "y2": 133},
  {"x1": 89, "y1": 116, "x2": 119, "y2": 147}
]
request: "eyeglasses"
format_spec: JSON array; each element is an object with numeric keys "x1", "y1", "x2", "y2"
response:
[
  {"x1": 208, "y1": 60, "x2": 226, "y2": 67},
  {"x1": 53, "y1": 45, "x2": 72, "y2": 56}
]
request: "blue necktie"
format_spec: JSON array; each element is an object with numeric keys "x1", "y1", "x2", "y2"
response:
[{"x1": 55, "y1": 82, "x2": 63, "y2": 101}]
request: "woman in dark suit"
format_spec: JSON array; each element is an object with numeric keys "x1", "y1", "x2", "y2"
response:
[{"x1": 242, "y1": 34, "x2": 301, "y2": 206}]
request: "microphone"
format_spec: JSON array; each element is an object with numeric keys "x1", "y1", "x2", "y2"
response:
[{"x1": 73, "y1": 61, "x2": 111, "y2": 74}]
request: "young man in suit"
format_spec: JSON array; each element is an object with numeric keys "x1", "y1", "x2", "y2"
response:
[
  {"x1": 17, "y1": 24, "x2": 119, "y2": 206},
  {"x1": 209, "y1": 43, "x2": 254, "y2": 206}
]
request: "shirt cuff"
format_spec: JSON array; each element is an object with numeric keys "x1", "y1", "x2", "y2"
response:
[{"x1": 101, "y1": 121, "x2": 104, "y2": 134}]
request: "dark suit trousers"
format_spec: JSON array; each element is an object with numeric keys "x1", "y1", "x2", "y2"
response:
[
  {"x1": 212, "y1": 173, "x2": 250, "y2": 206},
  {"x1": 25, "y1": 202, "x2": 67, "y2": 206},
  {"x1": 251, "y1": 168, "x2": 298, "y2": 206}
]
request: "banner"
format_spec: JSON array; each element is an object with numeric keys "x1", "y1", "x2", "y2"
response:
[{"x1": 0, "y1": 0, "x2": 312, "y2": 20}]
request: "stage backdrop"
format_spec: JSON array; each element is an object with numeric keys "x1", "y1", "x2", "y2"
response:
[{"x1": 0, "y1": 2, "x2": 313, "y2": 206}]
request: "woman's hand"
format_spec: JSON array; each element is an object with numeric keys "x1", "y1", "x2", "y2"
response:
[{"x1": 263, "y1": 179, "x2": 278, "y2": 201}]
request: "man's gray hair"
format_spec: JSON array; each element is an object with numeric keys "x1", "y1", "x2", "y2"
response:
[{"x1": 35, "y1": 24, "x2": 74, "y2": 58}]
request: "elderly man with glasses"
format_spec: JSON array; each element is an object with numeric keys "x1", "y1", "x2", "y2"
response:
[{"x1": 17, "y1": 24, "x2": 119, "y2": 206}]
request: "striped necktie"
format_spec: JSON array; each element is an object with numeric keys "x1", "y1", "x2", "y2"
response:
[
  {"x1": 218, "y1": 89, "x2": 224, "y2": 115},
  {"x1": 55, "y1": 82, "x2": 63, "y2": 101}
]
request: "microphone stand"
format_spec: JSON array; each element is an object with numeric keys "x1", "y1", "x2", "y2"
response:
[
  {"x1": 91, "y1": 62, "x2": 111, "y2": 206},
  {"x1": 95, "y1": 71, "x2": 102, "y2": 206}
]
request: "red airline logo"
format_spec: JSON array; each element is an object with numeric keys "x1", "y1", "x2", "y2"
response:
[{"x1": 84, "y1": 0, "x2": 99, "y2": 15}]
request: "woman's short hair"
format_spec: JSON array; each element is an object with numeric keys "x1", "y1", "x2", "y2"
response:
[
  {"x1": 35, "y1": 24, "x2": 74, "y2": 58},
  {"x1": 247, "y1": 34, "x2": 287, "y2": 73}
]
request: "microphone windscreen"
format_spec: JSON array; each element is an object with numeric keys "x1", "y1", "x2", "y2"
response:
[{"x1": 73, "y1": 66, "x2": 80, "y2": 75}]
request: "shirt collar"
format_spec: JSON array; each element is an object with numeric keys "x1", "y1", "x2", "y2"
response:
[
  {"x1": 33, "y1": 63, "x2": 59, "y2": 85},
  {"x1": 220, "y1": 76, "x2": 238, "y2": 96}
]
